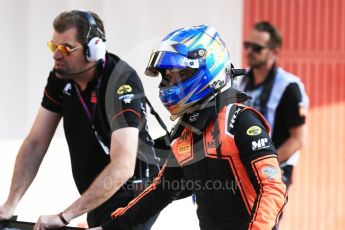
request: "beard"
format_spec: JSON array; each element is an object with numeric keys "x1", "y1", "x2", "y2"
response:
[
  {"x1": 247, "y1": 53, "x2": 269, "y2": 69},
  {"x1": 249, "y1": 59, "x2": 267, "y2": 69},
  {"x1": 54, "y1": 68, "x2": 75, "y2": 80},
  {"x1": 54, "y1": 63, "x2": 97, "y2": 79}
]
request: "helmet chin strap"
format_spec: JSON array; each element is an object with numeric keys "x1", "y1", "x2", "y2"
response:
[{"x1": 170, "y1": 114, "x2": 180, "y2": 121}]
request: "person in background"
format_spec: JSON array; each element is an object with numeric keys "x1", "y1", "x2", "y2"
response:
[
  {"x1": 0, "y1": 10, "x2": 159, "y2": 230},
  {"x1": 239, "y1": 21, "x2": 309, "y2": 227},
  {"x1": 92, "y1": 24, "x2": 287, "y2": 230}
]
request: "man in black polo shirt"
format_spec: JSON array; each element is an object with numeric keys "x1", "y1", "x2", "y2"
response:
[{"x1": 0, "y1": 10, "x2": 159, "y2": 229}]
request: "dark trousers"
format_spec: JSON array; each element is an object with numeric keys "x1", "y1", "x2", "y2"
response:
[{"x1": 87, "y1": 193, "x2": 159, "y2": 229}]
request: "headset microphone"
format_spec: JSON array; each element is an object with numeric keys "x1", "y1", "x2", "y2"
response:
[{"x1": 54, "y1": 62, "x2": 98, "y2": 76}]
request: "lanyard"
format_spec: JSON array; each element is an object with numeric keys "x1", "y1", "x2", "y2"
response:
[
  {"x1": 74, "y1": 77, "x2": 110, "y2": 155},
  {"x1": 75, "y1": 82, "x2": 98, "y2": 123}
]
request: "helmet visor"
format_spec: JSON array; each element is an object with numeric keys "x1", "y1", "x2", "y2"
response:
[
  {"x1": 159, "y1": 68, "x2": 198, "y2": 87},
  {"x1": 145, "y1": 51, "x2": 199, "y2": 77}
]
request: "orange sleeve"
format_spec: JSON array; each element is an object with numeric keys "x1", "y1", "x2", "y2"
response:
[
  {"x1": 248, "y1": 156, "x2": 287, "y2": 230},
  {"x1": 111, "y1": 162, "x2": 167, "y2": 218},
  {"x1": 108, "y1": 158, "x2": 186, "y2": 224}
]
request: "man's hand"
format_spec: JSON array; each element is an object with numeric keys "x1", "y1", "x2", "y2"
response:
[
  {"x1": 34, "y1": 214, "x2": 65, "y2": 230},
  {"x1": 0, "y1": 203, "x2": 15, "y2": 221}
]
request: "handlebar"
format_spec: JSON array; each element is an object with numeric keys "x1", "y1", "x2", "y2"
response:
[{"x1": 0, "y1": 217, "x2": 84, "y2": 230}]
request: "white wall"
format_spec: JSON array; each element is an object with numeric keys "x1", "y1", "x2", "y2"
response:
[{"x1": 0, "y1": 0, "x2": 243, "y2": 228}]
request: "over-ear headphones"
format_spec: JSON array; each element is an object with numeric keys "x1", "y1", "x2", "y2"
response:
[{"x1": 75, "y1": 10, "x2": 106, "y2": 62}]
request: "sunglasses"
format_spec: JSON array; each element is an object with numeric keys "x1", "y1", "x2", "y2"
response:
[
  {"x1": 47, "y1": 41, "x2": 82, "y2": 56},
  {"x1": 243, "y1": 41, "x2": 269, "y2": 53}
]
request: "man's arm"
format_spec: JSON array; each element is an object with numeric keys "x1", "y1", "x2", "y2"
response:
[
  {"x1": 0, "y1": 107, "x2": 61, "y2": 221},
  {"x1": 277, "y1": 124, "x2": 306, "y2": 163},
  {"x1": 277, "y1": 82, "x2": 308, "y2": 163},
  {"x1": 64, "y1": 127, "x2": 138, "y2": 218},
  {"x1": 34, "y1": 127, "x2": 138, "y2": 230}
]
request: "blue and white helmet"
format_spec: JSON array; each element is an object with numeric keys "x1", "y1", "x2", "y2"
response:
[{"x1": 145, "y1": 25, "x2": 231, "y2": 116}]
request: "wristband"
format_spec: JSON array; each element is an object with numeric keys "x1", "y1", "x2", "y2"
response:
[{"x1": 58, "y1": 212, "x2": 70, "y2": 225}]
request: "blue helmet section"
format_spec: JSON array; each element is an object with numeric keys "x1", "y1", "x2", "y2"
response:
[{"x1": 145, "y1": 25, "x2": 231, "y2": 116}]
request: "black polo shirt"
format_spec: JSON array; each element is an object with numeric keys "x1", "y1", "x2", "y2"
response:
[
  {"x1": 242, "y1": 67, "x2": 307, "y2": 149},
  {"x1": 41, "y1": 53, "x2": 158, "y2": 195}
]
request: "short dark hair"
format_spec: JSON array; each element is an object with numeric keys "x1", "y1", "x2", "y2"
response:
[
  {"x1": 53, "y1": 10, "x2": 105, "y2": 45},
  {"x1": 254, "y1": 21, "x2": 282, "y2": 49}
]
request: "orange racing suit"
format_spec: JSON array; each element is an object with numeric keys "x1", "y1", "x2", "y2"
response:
[{"x1": 103, "y1": 102, "x2": 287, "y2": 230}]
